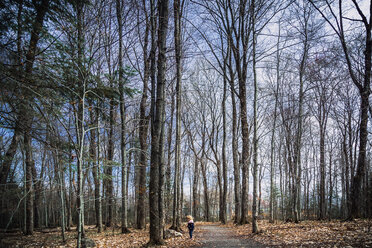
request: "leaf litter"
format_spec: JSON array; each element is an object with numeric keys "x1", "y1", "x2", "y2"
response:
[
  {"x1": 0, "y1": 224, "x2": 200, "y2": 247},
  {"x1": 2, "y1": 220, "x2": 370, "y2": 247},
  {"x1": 227, "y1": 219, "x2": 372, "y2": 247}
]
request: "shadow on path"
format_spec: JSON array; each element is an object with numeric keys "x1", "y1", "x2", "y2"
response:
[{"x1": 195, "y1": 224, "x2": 265, "y2": 248}]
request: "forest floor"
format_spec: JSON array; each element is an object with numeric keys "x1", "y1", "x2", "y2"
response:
[
  {"x1": 0, "y1": 219, "x2": 371, "y2": 247},
  {"x1": 0, "y1": 224, "x2": 198, "y2": 247},
  {"x1": 195, "y1": 224, "x2": 264, "y2": 247},
  {"x1": 226, "y1": 219, "x2": 372, "y2": 247}
]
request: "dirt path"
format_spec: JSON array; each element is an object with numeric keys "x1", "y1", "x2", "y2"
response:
[{"x1": 195, "y1": 224, "x2": 265, "y2": 248}]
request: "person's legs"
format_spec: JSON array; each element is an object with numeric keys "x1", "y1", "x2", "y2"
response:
[{"x1": 189, "y1": 229, "x2": 193, "y2": 239}]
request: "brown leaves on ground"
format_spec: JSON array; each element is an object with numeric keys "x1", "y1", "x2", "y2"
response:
[
  {"x1": 4, "y1": 220, "x2": 370, "y2": 247},
  {"x1": 227, "y1": 219, "x2": 372, "y2": 247},
  {"x1": 0, "y1": 224, "x2": 200, "y2": 247}
]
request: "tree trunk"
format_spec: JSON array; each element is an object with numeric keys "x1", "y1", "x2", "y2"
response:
[
  {"x1": 149, "y1": 0, "x2": 168, "y2": 244},
  {"x1": 67, "y1": 145, "x2": 73, "y2": 230},
  {"x1": 120, "y1": 94, "x2": 129, "y2": 233},
  {"x1": 369, "y1": 172, "x2": 372, "y2": 218},
  {"x1": 92, "y1": 105, "x2": 103, "y2": 232},
  {"x1": 22, "y1": 0, "x2": 50, "y2": 235},
  {"x1": 345, "y1": 6, "x2": 371, "y2": 219},
  {"x1": 350, "y1": 90, "x2": 370, "y2": 218},
  {"x1": 136, "y1": 0, "x2": 153, "y2": 230},
  {"x1": 55, "y1": 150, "x2": 66, "y2": 243},
  {"x1": 170, "y1": 0, "x2": 182, "y2": 232},
  {"x1": 165, "y1": 90, "x2": 175, "y2": 224},
  {"x1": 179, "y1": 157, "x2": 185, "y2": 222},
  {"x1": 116, "y1": 0, "x2": 130, "y2": 234},
  {"x1": 32, "y1": 149, "x2": 45, "y2": 229},
  {"x1": 221, "y1": 66, "x2": 227, "y2": 224},
  {"x1": 201, "y1": 159, "x2": 209, "y2": 221},
  {"x1": 192, "y1": 156, "x2": 199, "y2": 220},
  {"x1": 252, "y1": 11, "x2": 259, "y2": 232},
  {"x1": 106, "y1": 94, "x2": 115, "y2": 228},
  {"x1": 215, "y1": 160, "x2": 223, "y2": 223},
  {"x1": 0, "y1": 127, "x2": 21, "y2": 186},
  {"x1": 309, "y1": 0, "x2": 372, "y2": 220},
  {"x1": 328, "y1": 154, "x2": 333, "y2": 220},
  {"x1": 293, "y1": 27, "x2": 308, "y2": 224},
  {"x1": 319, "y1": 128, "x2": 326, "y2": 220},
  {"x1": 76, "y1": 1, "x2": 85, "y2": 246},
  {"x1": 24, "y1": 133, "x2": 34, "y2": 235},
  {"x1": 270, "y1": 22, "x2": 281, "y2": 224},
  {"x1": 230, "y1": 75, "x2": 240, "y2": 224},
  {"x1": 159, "y1": 104, "x2": 166, "y2": 239}
]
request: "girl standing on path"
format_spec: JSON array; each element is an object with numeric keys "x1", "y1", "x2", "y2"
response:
[{"x1": 187, "y1": 215, "x2": 195, "y2": 239}]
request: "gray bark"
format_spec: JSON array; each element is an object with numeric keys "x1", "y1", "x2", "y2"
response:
[
  {"x1": 252, "y1": 4, "x2": 259, "y2": 232},
  {"x1": 149, "y1": 0, "x2": 168, "y2": 244},
  {"x1": 170, "y1": 0, "x2": 183, "y2": 232}
]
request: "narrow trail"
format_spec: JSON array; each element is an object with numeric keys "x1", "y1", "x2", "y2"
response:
[{"x1": 195, "y1": 224, "x2": 265, "y2": 248}]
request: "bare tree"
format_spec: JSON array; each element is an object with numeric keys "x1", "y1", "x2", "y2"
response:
[
  {"x1": 170, "y1": 0, "x2": 184, "y2": 232},
  {"x1": 116, "y1": 0, "x2": 130, "y2": 234},
  {"x1": 309, "y1": 0, "x2": 372, "y2": 220},
  {"x1": 148, "y1": 0, "x2": 169, "y2": 244}
]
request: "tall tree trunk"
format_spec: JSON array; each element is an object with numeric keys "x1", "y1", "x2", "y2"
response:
[
  {"x1": 319, "y1": 128, "x2": 326, "y2": 219},
  {"x1": 343, "y1": 4, "x2": 371, "y2": 219},
  {"x1": 22, "y1": 0, "x2": 50, "y2": 235},
  {"x1": 165, "y1": 90, "x2": 175, "y2": 223},
  {"x1": 90, "y1": 105, "x2": 102, "y2": 232},
  {"x1": 55, "y1": 149, "x2": 66, "y2": 243},
  {"x1": 341, "y1": 142, "x2": 346, "y2": 218},
  {"x1": 116, "y1": 0, "x2": 130, "y2": 234},
  {"x1": 67, "y1": 141, "x2": 73, "y2": 230},
  {"x1": 270, "y1": 22, "x2": 281, "y2": 224},
  {"x1": 159, "y1": 104, "x2": 166, "y2": 239},
  {"x1": 221, "y1": 65, "x2": 227, "y2": 224},
  {"x1": 293, "y1": 24, "x2": 308, "y2": 223},
  {"x1": 215, "y1": 160, "x2": 223, "y2": 222},
  {"x1": 120, "y1": 93, "x2": 129, "y2": 233},
  {"x1": 279, "y1": 138, "x2": 285, "y2": 221},
  {"x1": 179, "y1": 157, "x2": 185, "y2": 221},
  {"x1": 106, "y1": 95, "x2": 115, "y2": 228},
  {"x1": 369, "y1": 172, "x2": 372, "y2": 218},
  {"x1": 350, "y1": 90, "x2": 370, "y2": 218},
  {"x1": 32, "y1": 148, "x2": 45, "y2": 229},
  {"x1": 201, "y1": 159, "x2": 209, "y2": 221},
  {"x1": 149, "y1": 0, "x2": 168, "y2": 244},
  {"x1": 239, "y1": 71, "x2": 250, "y2": 225},
  {"x1": 24, "y1": 134, "x2": 34, "y2": 235},
  {"x1": 192, "y1": 156, "x2": 199, "y2": 220},
  {"x1": 328, "y1": 154, "x2": 333, "y2": 220},
  {"x1": 228, "y1": 0, "x2": 250, "y2": 225},
  {"x1": 343, "y1": 132, "x2": 350, "y2": 217},
  {"x1": 170, "y1": 0, "x2": 182, "y2": 231},
  {"x1": 230, "y1": 75, "x2": 240, "y2": 224},
  {"x1": 96, "y1": 107, "x2": 103, "y2": 232},
  {"x1": 252, "y1": 8, "x2": 259, "y2": 232},
  {"x1": 76, "y1": 1, "x2": 85, "y2": 246},
  {"x1": 136, "y1": 0, "x2": 152, "y2": 230}
]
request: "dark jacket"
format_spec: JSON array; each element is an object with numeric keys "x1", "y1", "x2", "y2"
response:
[{"x1": 187, "y1": 221, "x2": 194, "y2": 231}]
